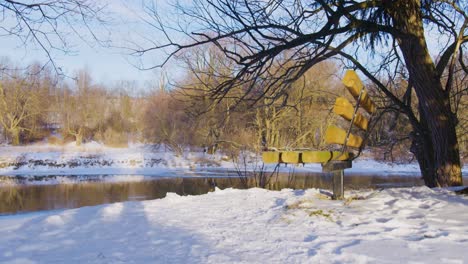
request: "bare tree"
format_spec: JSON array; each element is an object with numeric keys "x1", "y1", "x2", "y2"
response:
[
  {"x1": 0, "y1": 0, "x2": 106, "y2": 72},
  {"x1": 59, "y1": 69, "x2": 106, "y2": 146},
  {"x1": 175, "y1": 45, "x2": 238, "y2": 151},
  {"x1": 134, "y1": 0, "x2": 467, "y2": 187},
  {"x1": 0, "y1": 65, "x2": 48, "y2": 145},
  {"x1": 142, "y1": 86, "x2": 190, "y2": 154}
]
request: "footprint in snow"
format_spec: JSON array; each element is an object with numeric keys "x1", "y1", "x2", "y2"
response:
[
  {"x1": 307, "y1": 248, "x2": 317, "y2": 256},
  {"x1": 418, "y1": 203, "x2": 431, "y2": 209},
  {"x1": 423, "y1": 230, "x2": 449, "y2": 239},
  {"x1": 274, "y1": 198, "x2": 287, "y2": 208},
  {"x1": 333, "y1": 239, "x2": 361, "y2": 255},
  {"x1": 304, "y1": 235, "x2": 317, "y2": 242},
  {"x1": 384, "y1": 198, "x2": 399, "y2": 207},
  {"x1": 405, "y1": 230, "x2": 449, "y2": 241},
  {"x1": 406, "y1": 214, "x2": 424, "y2": 220},
  {"x1": 375, "y1": 218, "x2": 392, "y2": 223},
  {"x1": 419, "y1": 200, "x2": 442, "y2": 210}
]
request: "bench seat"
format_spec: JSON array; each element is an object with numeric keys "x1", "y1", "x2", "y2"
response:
[{"x1": 262, "y1": 151, "x2": 354, "y2": 164}]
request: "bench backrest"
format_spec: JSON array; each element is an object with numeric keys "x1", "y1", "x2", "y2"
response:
[
  {"x1": 261, "y1": 70, "x2": 376, "y2": 164},
  {"x1": 324, "y1": 70, "x2": 376, "y2": 152}
]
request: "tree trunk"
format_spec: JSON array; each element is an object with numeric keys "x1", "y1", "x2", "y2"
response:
[
  {"x1": 410, "y1": 109, "x2": 437, "y2": 187},
  {"x1": 9, "y1": 127, "x2": 20, "y2": 146},
  {"x1": 390, "y1": 0, "x2": 462, "y2": 187},
  {"x1": 75, "y1": 127, "x2": 83, "y2": 146}
]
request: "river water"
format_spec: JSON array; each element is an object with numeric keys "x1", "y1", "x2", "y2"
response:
[{"x1": 2, "y1": 171, "x2": 454, "y2": 215}]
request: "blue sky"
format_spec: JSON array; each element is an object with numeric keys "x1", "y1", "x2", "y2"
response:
[
  {"x1": 1, "y1": 35, "x2": 155, "y2": 86},
  {"x1": 0, "y1": 0, "x2": 167, "y2": 88}
]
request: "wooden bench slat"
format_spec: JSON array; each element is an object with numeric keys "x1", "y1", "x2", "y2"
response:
[
  {"x1": 281, "y1": 151, "x2": 301, "y2": 163},
  {"x1": 342, "y1": 70, "x2": 377, "y2": 114},
  {"x1": 324, "y1": 125, "x2": 363, "y2": 148},
  {"x1": 333, "y1": 97, "x2": 369, "y2": 130},
  {"x1": 262, "y1": 151, "x2": 281, "y2": 163},
  {"x1": 302, "y1": 151, "x2": 352, "y2": 163},
  {"x1": 262, "y1": 150, "x2": 353, "y2": 164}
]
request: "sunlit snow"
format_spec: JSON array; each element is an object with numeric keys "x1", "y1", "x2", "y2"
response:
[{"x1": 0, "y1": 187, "x2": 467, "y2": 263}]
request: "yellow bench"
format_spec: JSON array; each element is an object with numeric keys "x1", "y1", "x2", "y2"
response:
[{"x1": 262, "y1": 70, "x2": 376, "y2": 199}]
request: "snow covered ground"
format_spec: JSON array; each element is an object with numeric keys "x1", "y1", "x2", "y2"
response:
[
  {"x1": 1, "y1": 143, "x2": 468, "y2": 263},
  {"x1": 1, "y1": 142, "x2": 466, "y2": 179},
  {"x1": 0, "y1": 186, "x2": 467, "y2": 263}
]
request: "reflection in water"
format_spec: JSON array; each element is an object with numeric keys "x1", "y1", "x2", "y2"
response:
[{"x1": 1, "y1": 173, "x2": 459, "y2": 215}]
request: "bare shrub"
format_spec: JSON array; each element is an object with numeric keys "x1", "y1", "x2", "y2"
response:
[
  {"x1": 99, "y1": 128, "x2": 128, "y2": 148},
  {"x1": 47, "y1": 135, "x2": 64, "y2": 145},
  {"x1": 232, "y1": 148, "x2": 279, "y2": 189}
]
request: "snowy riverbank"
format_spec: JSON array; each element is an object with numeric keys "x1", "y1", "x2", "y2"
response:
[
  {"x1": 0, "y1": 186, "x2": 467, "y2": 263},
  {"x1": 0, "y1": 142, "x2": 233, "y2": 176},
  {"x1": 2, "y1": 142, "x2": 465, "y2": 177}
]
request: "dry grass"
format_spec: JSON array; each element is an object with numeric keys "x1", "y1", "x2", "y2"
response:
[
  {"x1": 343, "y1": 195, "x2": 367, "y2": 206},
  {"x1": 285, "y1": 199, "x2": 335, "y2": 221},
  {"x1": 308, "y1": 209, "x2": 334, "y2": 221}
]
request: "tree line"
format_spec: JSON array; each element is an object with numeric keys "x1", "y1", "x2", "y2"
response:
[
  {"x1": 0, "y1": 60, "x2": 138, "y2": 147},
  {"x1": 1, "y1": 54, "x2": 466, "y2": 167},
  {"x1": 1, "y1": 57, "x2": 342, "y2": 153}
]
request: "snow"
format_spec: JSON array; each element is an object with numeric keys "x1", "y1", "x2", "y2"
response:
[
  {"x1": 1, "y1": 143, "x2": 467, "y2": 262},
  {"x1": 0, "y1": 142, "x2": 235, "y2": 178},
  {"x1": 1, "y1": 142, "x2": 466, "y2": 180},
  {"x1": 0, "y1": 186, "x2": 467, "y2": 263}
]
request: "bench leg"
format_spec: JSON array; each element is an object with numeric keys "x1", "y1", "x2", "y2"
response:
[{"x1": 332, "y1": 170, "x2": 344, "y2": 200}]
